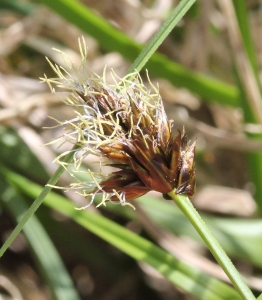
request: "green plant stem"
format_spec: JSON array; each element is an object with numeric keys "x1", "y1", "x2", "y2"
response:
[
  {"x1": 257, "y1": 294, "x2": 262, "y2": 300},
  {"x1": 0, "y1": 146, "x2": 78, "y2": 257},
  {"x1": 168, "y1": 190, "x2": 255, "y2": 300},
  {"x1": 126, "y1": 0, "x2": 196, "y2": 74},
  {"x1": 231, "y1": 0, "x2": 262, "y2": 216}
]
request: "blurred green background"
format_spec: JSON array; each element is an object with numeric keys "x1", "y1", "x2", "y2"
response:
[{"x1": 1, "y1": 0, "x2": 262, "y2": 299}]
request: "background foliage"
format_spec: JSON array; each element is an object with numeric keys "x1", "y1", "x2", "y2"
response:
[{"x1": 0, "y1": 0, "x2": 262, "y2": 299}]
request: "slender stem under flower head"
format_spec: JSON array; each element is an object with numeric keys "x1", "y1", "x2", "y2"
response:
[{"x1": 169, "y1": 190, "x2": 255, "y2": 300}]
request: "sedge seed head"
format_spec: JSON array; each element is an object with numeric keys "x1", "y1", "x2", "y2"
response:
[{"x1": 41, "y1": 37, "x2": 196, "y2": 208}]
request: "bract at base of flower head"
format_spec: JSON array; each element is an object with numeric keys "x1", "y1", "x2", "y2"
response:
[{"x1": 41, "y1": 37, "x2": 196, "y2": 208}]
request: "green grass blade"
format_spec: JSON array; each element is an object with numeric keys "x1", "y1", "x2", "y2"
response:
[
  {"x1": 0, "y1": 178, "x2": 80, "y2": 300},
  {"x1": 0, "y1": 145, "x2": 79, "y2": 257},
  {"x1": 126, "y1": 0, "x2": 196, "y2": 73},
  {"x1": 0, "y1": 126, "x2": 49, "y2": 182},
  {"x1": 137, "y1": 197, "x2": 262, "y2": 268},
  {"x1": 232, "y1": 0, "x2": 260, "y2": 78},
  {"x1": 38, "y1": 0, "x2": 239, "y2": 107},
  {"x1": 4, "y1": 170, "x2": 241, "y2": 300},
  {"x1": 104, "y1": 196, "x2": 262, "y2": 269},
  {"x1": 231, "y1": 1, "x2": 262, "y2": 215},
  {"x1": 0, "y1": 0, "x2": 35, "y2": 14}
]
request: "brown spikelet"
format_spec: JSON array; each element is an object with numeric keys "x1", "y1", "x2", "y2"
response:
[{"x1": 41, "y1": 37, "x2": 196, "y2": 208}]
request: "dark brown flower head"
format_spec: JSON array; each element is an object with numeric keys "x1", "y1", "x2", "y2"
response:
[{"x1": 41, "y1": 38, "x2": 196, "y2": 208}]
